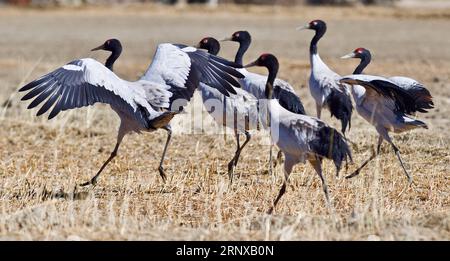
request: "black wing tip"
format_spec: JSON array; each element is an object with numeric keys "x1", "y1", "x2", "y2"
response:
[
  {"x1": 19, "y1": 82, "x2": 38, "y2": 92},
  {"x1": 231, "y1": 69, "x2": 245, "y2": 79},
  {"x1": 47, "y1": 113, "x2": 57, "y2": 120},
  {"x1": 228, "y1": 86, "x2": 237, "y2": 95},
  {"x1": 19, "y1": 86, "x2": 31, "y2": 92}
]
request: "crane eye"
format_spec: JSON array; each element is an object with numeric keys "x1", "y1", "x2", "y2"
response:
[
  {"x1": 203, "y1": 39, "x2": 208, "y2": 44},
  {"x1": 234, "y1": 33, "x2": 240, "y2": 38}
]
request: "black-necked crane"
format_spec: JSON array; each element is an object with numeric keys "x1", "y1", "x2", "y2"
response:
[
  {"x1": 19, "y1": 38, "x2": 244, "y2": 186},
  {"x1": 195, "y1": 37, "x2": 259, "y2": 182},
  {"x1": 340, "y1": 47, "x2": 434, "y2": 184},
  {"x1": 245, "y1": 53, "x2": 352, "y2": 214},
  {"x1": 297, "y1": 20, "x2": 353, "y2": 136}
]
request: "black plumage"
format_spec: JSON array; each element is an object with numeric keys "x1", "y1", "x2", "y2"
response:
[
  {"x1": 325, "y1": 88, "x2": 353, "y2": 134},
  {"x1": 273, "y1": 86, "x2": 306, "y2": 115}
]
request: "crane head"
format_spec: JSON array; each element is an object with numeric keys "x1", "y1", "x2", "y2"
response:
[
  {"x1": 91, "y1": 39, "x2": 122, "y2": 53},
  {"x1": 220, "y1": 30, "x2": 251, "y2": 44},
  {"x1": 296, "y1": 19, "x2": 326, "y2": 32},
  {"x1": 195, "y1": 37, "x2": 221, "y2": 56},
  {"x1": 341, "y1": 47, "x2": 371, "y2": 60}
]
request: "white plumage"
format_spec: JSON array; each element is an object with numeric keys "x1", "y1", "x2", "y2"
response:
[{"x1": 141, "y1": 43, "x2": 191, "y2": 88}]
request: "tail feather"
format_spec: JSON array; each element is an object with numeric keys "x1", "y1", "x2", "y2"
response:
[
  {"x1": 326, "y1": 89, "x2": 353, "y2": 134},
  {"x1": 309, "y1": 126, "x2": 352, "y2": 175}
]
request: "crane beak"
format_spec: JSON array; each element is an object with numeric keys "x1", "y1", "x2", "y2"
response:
[
  {"x1": 244, "y1": 60, "x2": 258, "y2": 68},
  {"x1": 193, "y1": 43, "x2": 201, "y2": 48},
  {"x1": 219, "y1": 37, "x2": 232, "y2": 42},
  {"x1": 91, "y1": 44, "x2": 105, "y2": 52},
  {"x1": 296, "y1": 24, "x2": 310, "y2": 31},
  {"x1": 340, "y1": 52, "x2": 356, "y2": 59}
]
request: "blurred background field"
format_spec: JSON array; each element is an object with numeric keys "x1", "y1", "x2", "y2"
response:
[{"x1": 0, "y1": 1, "x2": 449, "y2": 240}]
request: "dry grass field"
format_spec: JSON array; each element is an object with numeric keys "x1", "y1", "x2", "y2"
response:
[{"x1": 0, "y1": 4, "x2": 449, "y2": 240}]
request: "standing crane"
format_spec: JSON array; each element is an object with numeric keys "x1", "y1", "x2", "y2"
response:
[
  {"x1": 340, "y1": 47, "x2": 433, "y2": 184},
  {"x1": 245, "y1": 53, "x2": 352, "y2": 214},
  {"x1": 195, "y1": 37, "x2": 259, "y2": 182},
  {"x1": 19, "y1": 39, "x2": 244, "y2": 186},
  {"x1": 297, "y1": 20, "x2": 353, "y2": 136}
]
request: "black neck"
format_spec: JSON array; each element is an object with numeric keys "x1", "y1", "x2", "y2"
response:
[
  {"x1": 310, "y1": 29, "x2": 325, "y2": 55},
  {"x1": 235, "y1": 39, "x2": 250, "y2": 66},
  {"x1": 105, "y1": 50, "x2": 121, "y2": 71},
  {"x1": 353, "y1": 54, "x2": 371, "y2": 74},
  {"x1": 265, "y1": 65, "x2": 278, "y2": 100}
]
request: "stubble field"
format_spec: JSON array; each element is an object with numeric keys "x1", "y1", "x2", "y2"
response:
[{"x1": 0, "y1": 4, "x2": 449, "y2": 240}]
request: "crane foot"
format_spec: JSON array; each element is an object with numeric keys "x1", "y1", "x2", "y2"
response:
[
  {"x1": 158, "y1": 166, "x2": 167, "y2": 183},
  {"x1": 345, "y1": 170, "x2": 360, "y2": 179},
  {"x1": 79, "y1": 177, "x2": 97, "y2": 187},
  {"x1": 227, "y1": 160, "x2": 235, "y2": 183}
]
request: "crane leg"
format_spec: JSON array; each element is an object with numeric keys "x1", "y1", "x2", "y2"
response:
[
  {"x1": 310, "y1": 156, "x2": 330, "y2": 204},
  {"x1": 268, "y1": 144, "x2": 281, "y2": 176},
  {"x1": 346, "y1": 135, "x2": 383, "y2": 179},
  {"x1": 227, "y1": 131, "x2": 251, "y2": 182},
  {"x1": 269, "y1": 144, "x2": 273, "y2": 176},
  {"x1": 389, "y1": 142, "x2": 413, "y2": 186},
  {"x1": 267, "y1": 155, "x2": 295, "y2": 214},
  {"x1": 80, "y1": 126, "x2": 126, "y2": 187},
  {"x1": 377, "y1": 130, "x2": 412, "y2": 185},
  {"x1": 227, "y1": 131, "x2": 240, "y2": 183},
  {"x1": 316, "y1": 103, "x2": 322, "y2": 119},
  {"x1": 233, "y1": 131, "x2": 251, "y2": 167},
  {"x1": 158, "y1": 125, "x2": 172, "y2": 183}
]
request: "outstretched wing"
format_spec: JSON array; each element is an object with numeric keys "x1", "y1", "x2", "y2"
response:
[
  {"x1": 388, "y1": 76, "x2": 434, "y2": 113},
  {"x1": 140, "y1": 43, "x2": 244, "y2": 110},
  {"x1": 19, "y1": 58, "x2": 155, "y2": 128},
  {"x1": 340, "y1": 74, "x2": 425, "y2": 115}
]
